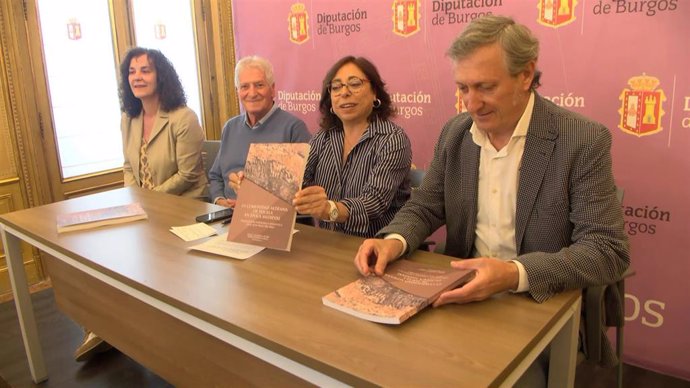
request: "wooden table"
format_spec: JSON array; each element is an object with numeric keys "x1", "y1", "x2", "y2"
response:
[{"x1": 0, "y1": 187, "x2": 581, "y2": 387}]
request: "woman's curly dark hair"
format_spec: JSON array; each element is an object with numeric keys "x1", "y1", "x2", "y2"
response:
[
  {"x1": 119, "y1": 47, "x2": 186, "y2": 117},
  {"x1": 318, "y1": 56, "x2": 395, "y2": 130}
]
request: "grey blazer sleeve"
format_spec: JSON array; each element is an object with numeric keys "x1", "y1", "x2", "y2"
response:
[{"x1": 516, "y1": 122, "x2": 629, "y2": 302}]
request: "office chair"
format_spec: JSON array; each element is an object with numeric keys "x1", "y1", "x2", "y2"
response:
[
  {"x1": 201, "y1": 140, "x2": 221, "y2": 202},
  {"x1": 582, "y1": 186, "x2": 632, "y2": 388},
  {"x1": 584, "y1": 267, "x2": 634, "y2": 388},
  {"x1": 201, "y1": 140, "x2": 221, "y2": 180}
]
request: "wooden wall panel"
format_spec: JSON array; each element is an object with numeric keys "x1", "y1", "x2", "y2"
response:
[{"x1": 0, "y1": 1, "x2": 46, "y2": 295}]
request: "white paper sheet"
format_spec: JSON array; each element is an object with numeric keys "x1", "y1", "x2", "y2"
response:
[
  {"x1": 190, "y1": 234, "x2": 265, "y2": 260},
  {"x1": 170, "y1": 222, "x2": 218, "y2": 242}
]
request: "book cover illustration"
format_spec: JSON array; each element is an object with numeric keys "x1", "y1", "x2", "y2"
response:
[
  {"x1": 227, "y1": 143, "x2": 310, "y2": 251},
  {"x1": 322, "y1": 260, "x2": 475, "y2": 324},
  {"x1": 56, "y1": 202, "x2": 148, "y2": 233}
]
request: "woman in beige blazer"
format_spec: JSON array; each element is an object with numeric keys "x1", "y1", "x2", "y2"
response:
[
  {"x1": 119, "y1": 47, "x2": 207, "y2": 199},
  {"x1": 74, "y1": 47, "x2": 207, "y2": 362}
]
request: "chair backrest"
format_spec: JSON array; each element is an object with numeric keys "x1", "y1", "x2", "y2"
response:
[
  {"x1": 582, "y1": 185, "x2": 630, "y2": 388},
  {"x1": 202, "y1": 140, "x2": 221, "y2": 179}
]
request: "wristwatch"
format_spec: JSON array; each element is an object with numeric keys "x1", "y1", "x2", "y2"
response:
[{"x1": 327, "y1": 200, "x2": 339, "y2": 222}]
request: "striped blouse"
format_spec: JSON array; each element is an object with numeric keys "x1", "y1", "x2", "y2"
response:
[{"x1": 303, "y1": 119, "x2": 412, "y2": 237}]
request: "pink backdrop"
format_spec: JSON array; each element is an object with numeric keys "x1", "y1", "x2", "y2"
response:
[{"x1": 232, "y1": 0, "x2": 690, "y2": 380}]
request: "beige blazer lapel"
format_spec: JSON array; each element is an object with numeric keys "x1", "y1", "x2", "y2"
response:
[
  {"x1": 128, "y1": 114, "x2": 144, "y2": 183},
  {"x1": 147, "y1": 110, "x2": 170, "y2": 145}
]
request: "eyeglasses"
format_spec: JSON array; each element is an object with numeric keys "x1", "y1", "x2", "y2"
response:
[{"x1": 328, "y1": 77, "x2": 369, "y2": 96}]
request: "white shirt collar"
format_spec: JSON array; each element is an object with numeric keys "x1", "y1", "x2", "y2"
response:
[{"x1": 244, "y1": 103, "x2": 278, "y2": 129}]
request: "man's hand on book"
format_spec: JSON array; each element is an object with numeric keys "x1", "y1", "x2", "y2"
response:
[
  {"x1": 432, "y1": 258, "x2": 519, "y2": 307},
  {"x1": 354, "y1": 239, "x2": 404, "y2": 276}
]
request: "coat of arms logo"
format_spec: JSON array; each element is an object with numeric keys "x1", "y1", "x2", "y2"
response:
[
  {"x1": 618, "y1": 73, "x2": 666, "y2": 137},
  {"x1": 537, "y1": 0, "x2": 578, "y2": 28},
  {"x1": 288, "y1": 3, "x2": 309, "y2": 44},
  {"x1": 392, "y1": 0, "x2": 421, "y2": 37}
]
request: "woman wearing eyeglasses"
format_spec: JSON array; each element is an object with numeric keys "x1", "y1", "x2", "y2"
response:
[{"x1": 292, "y1": 56, "x2": 412, "y2": 238}]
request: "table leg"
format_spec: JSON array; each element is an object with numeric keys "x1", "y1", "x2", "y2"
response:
[
  {"x1": 548, "y1": 297, "x2": 581, "y2": 388},
  {"x1": 1, "y1": 225, "x2": 47, "y2": 383}
]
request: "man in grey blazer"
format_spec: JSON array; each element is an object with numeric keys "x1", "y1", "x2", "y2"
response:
[{"x1": 354, "y1": 15, "x2": 629, "y2": 386}]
